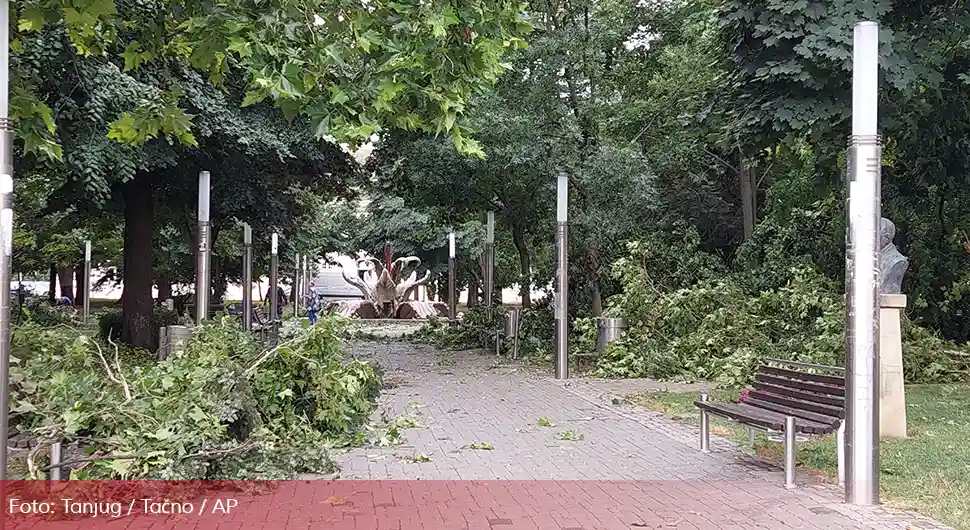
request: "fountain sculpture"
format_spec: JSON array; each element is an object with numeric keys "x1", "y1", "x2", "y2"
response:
[{"x1": 327, "y1": 248, "x2": 448, "y2": 319}]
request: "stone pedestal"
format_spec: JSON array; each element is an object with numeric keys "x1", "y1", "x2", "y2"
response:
[{"x1": 879, "y1": 294, "x2": 908, "y2": 438}]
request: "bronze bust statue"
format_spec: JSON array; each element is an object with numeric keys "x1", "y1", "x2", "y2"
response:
[{"x1": 879, "y1": 217, "x2": 908, "y2": 294}]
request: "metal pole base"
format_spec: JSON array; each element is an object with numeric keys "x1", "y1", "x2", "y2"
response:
[
  {"x1": 784, "y1": 416, "x2": 797, "y2": 489},
  {"x1": 699, "y1": 393, "x2": 710, "y2": 453}
]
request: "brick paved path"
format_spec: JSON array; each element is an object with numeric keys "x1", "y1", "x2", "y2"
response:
[{"x1": 330, "y1": 340, "x2": 952, "y2": 530}]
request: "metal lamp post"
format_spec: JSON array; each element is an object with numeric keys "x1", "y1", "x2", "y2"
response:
[
  {"x1": 448, "y1": 232, "x2": 457, "y2": 321},
  {"x1": 241, "y1": 224, "x2": 253, "y2": 331},
  {"x1": 293, "y1": 253, "x2": 300, "y2": 318},
  {"x1": 845, "y1": 20, "x2": 881, "y2": 506},
  {"x1": 0, "y1": 0, "x2": 13, "y2": 480},
  {"x1": 555, "y1": 173, "x2": 569, "y2": 380},
  {"x1": 82, "y1": 241, "x2": 91, "y2": 325},
  {"x1": 270, "y1": 233, "x2": 279, "y2": 328},
  {"x1": 195, "y1": 171, "x2": 211, "y2": 325},
  {"x1": 484, "y1": 211, "x2": 495, "y2": 308}
]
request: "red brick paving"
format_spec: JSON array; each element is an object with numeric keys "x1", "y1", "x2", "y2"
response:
[{"x1": 0, "y1": 480, "x2": 930, "y2": 529}]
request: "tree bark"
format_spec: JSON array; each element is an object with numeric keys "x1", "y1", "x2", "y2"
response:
[
  {"x1": 467, "y1": 278, "x2": 480, "y2": 308},
  {"x1": 156, "y1": 277, "x2": 172, "y2": 304},
  {"x1": 121, "y1": 177, "x2": 156, "y2": 350},
  {"x1": 739, "y1": 163, "x2": 756, "y2": 240},
  {"x1": 590, "y1": 281, "x2": 603, "y2": 317},
  {"x1": 74, "y1": 263, "x2": 84, "y2": 306},
  {"x1": 511, "y1": 225, "x2": 532, "y2": 308},
  {"x1": 57, "y1": 265, "x2": 74, "y2": 302},
  {"x1": 47, "y1": 264, "x2": 57, "y2": 303},
  {"x1": 211, "y1": 256, "x2": 225, "y2": 305}
]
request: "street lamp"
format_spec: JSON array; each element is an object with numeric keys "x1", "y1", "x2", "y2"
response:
[
  {"x1": 195, "y1": 171, "x2": 211, "y2": 325},
  {"x1": 555, "y1": 173, "x2": 569, "y2": 380},
  {"x1": 448, "y1": 232, "x2": 457, "y2": 321},
  {"x1": 485, "y1": 211, "x2": 495, "y2": 308},
  {"x1": 845, "y1": 20, "x2": 881, "y2": 506}
]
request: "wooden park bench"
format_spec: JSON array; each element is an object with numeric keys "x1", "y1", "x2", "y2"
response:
[{"x1": 694, "y1": 358, "x2": 845, "y2": 489}]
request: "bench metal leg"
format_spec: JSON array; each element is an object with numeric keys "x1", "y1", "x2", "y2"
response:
[
  {"x1": 837, "y1": 419, "x2": 845, "y2": 487},
  {"x1": 748, "y1": 427, "x2": 755, "y2": 446},
  {"x1": 700, "y1": 392, "x2": 710, "y2": 453},
  {"x1": 784, "y1": 416, "x2": 796, "y2": 489}
]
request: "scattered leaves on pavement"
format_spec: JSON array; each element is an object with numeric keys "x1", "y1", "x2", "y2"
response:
[{"x1": 557, "y1": 430, "x2": 584, "y2": 441}]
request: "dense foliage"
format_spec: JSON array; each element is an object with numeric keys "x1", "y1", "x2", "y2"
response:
[
  {"x1": 8, "y1": 315, "x2": 381, "y2": 479},
  {"x1": 593, "y1": 238, "x2": 970, "y2": 387}
]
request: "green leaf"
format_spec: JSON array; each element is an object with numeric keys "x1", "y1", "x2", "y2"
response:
[
  {"x1": 106, "y1": 459, "x2": 133, "y2": 477},
  {"x1": 18, "y1": 7, "x2": 48, "y2": 32},
  {"x1": 330, "y1": 85, "x2": 350, "y2": 105}
]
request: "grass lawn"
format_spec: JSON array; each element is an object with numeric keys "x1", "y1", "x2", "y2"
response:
[{"x1": 629, "y1": 384, "x2": 970, "y2": 530}]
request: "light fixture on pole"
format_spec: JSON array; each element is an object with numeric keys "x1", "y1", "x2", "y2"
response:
[
  {"x1": 555, "y1": 173, "x2": 569, "y2": 380},
  {"x1": 83, "y1": 241, "x2": 91, "y2": 325},
  {"x1": 448, "y1": 232, "x2": 457, "y2": 322},
  {"x1": 241, "y1": 224, "x2": 253, "y2": 331},
  {"x1": 0, "y1": 0, "x2": 14, "y2": 480},
  {"x1": 484, "y1": 211, "x2": 495, "y2": 309},
  {"x1": 845, "y1": 20, "x2": 882, "y2": 506},
  {"x1": 270, "y1": 233, "x2": 279, "y2": 329},
  {"x1": 195, "y1": 171, "x2": 211, "y2": 325}
]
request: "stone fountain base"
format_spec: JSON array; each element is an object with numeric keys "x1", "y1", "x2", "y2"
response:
[{"x1": 326, "y1": 300, "x2": 449, "y2": 319}]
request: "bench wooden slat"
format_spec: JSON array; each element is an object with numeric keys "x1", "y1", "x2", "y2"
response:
[
  {"x1": 695, "y1": 401, "x2": 833, "y2": 434},
  {"x1": 759, "y1": 366, "x2": 845, "y2": 388},
  {"x1": 754, "y1": 373, "x2": 845, "y2": 397},
  {"x1": 748, "y1": 390, "x2": 844, "y2": 419},
  {"x1": 741, "y1": 397, "x2": 840, "y2": 430},
  {"x1": 752, "y1": 381, "x2": 844, "y2": 408}
]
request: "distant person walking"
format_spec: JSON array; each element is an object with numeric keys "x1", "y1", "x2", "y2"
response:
[{"x1": 306, "y1": 281, "x2": 319, "y2": 325}]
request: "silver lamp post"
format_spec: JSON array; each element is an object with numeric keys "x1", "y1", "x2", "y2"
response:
[
  {"x1": 269, "y1": 233, "x2": 279, "y2": 328},
  {"x1": 448, "y1": 232, "x2": 457, "y2": 321},
  {"x1": 195, "y1": 171, "x2": 211, "y2": 325},
  {"x1": 484, "y1": 211, "x2": 495, "y2": 308},
  {"x1": 293, "y1": 253, "x2": 300, "y2": 317},
  {"x1": 82, "y1": 241, "x2": 91, "y2": 325},
  {"x1": 0, "y1": 0, "x2": 13, "y2": 480},
  {"x1": 845, "y1": 21, "x2": 882, "y2": 506},
  {"x1": 302, "y1": 254, "x2": 309, "y2": 299},
  {"x1": 555, "y1": 173, "x2": 569, "y2": 380},
  {"x1": 241, "y1": 223, "x2": 253, "y2": 331}
]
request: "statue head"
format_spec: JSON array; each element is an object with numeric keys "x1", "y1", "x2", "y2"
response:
[{"x1": 880, "y1": 217, "x2": 896, "y2": 249}]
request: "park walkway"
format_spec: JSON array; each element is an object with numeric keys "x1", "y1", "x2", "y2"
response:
[{"x1": 331, "y1": 338, "x2": 952, "y2": 530}]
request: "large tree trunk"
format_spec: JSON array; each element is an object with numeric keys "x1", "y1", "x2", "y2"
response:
[
  {"x1": 467, "y1": 278, "x2": 480, "y2": 308},
  {"x1": 511, "y1": 225, "x2": 532, "y2": 308},
  {"x1": 121, "y1": 177, "x2": 155, "y2": 350},
  {"x1": 156, "y1": 277, "x2": 172, "y2": 304},
  {"x1": 739, "y1": 163, "x2": 756, "y2": 240},
  {"x1": 57, "y1": 265, "x2": 74, "y2": 301},
  {"x1": 210, "y1": 257, "x2": 225, "y2": 305},
  {"x1": 590, "y1": 280, "x2": 603, "y2": 317},
  {"x1": 47, "y1": 264, "x2": 57, "y2": 303},
  {"x1": 587, "y1": 248, "x2": 603, "y2": 316},
  {"x1": 74, "y1": 263, "x2": 84, "y2": 307}
]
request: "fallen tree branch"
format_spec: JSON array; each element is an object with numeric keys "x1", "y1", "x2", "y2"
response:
[
  {"x1": 180, "y1": 441, "x2": 258, "y2": 461},
  {"x1": 106, "y1": 331, "x2": 133, "y2": 402},
  {"x1": 244, "y1": 337, "x2": 301, "y2": 376},
  {"x1": 39, "y1": 454, "x2": 141, "y2": 473}
]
